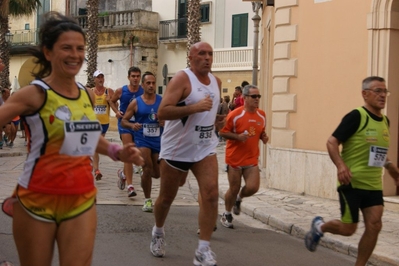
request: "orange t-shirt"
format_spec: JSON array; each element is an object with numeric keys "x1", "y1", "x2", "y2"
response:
[{"x1": 220, "y1": 106, "x2": 266, "y2": 166}]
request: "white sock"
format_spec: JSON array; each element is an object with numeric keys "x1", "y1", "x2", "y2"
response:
[
  {"x1": 152, "y1": 225, "x2": 164, "y2": 236},
  {"x1": 237, "y1": 195, "x2": 242, "y2": 201},
  {"x1": 315, "y1": 221, "x2": 324, "y2": 234},
  {"x1": 198, "y1": 240, "x2": 210, "y2": 251},
  {"x1": 225, "y1": 211, "x2": 232, "y2": 215}
]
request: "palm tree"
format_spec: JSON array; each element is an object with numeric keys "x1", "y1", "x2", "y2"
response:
[
  {"x1": 186, "y1": 0, "x2": 201, "y2": 67},
  {"x1": 85, "y1": 0, "x2": 99, "y2": 88},
  {"x1": 0, "y1": 0, "x2": 40, "y2": 89}
]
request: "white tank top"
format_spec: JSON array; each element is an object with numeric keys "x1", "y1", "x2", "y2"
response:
[{"x1": 160, "y1": 68, "x2": 220, "y2": 162}]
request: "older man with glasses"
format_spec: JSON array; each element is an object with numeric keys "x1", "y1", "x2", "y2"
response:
[
  {"x1": 305, "y1": 76, "x2": 399, "y2": 266},
  {"x1": 219, "y1": 84, "x2": 269, "y2": 229}
]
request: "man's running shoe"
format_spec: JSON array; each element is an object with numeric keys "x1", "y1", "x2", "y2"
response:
[
  {"x1": 197, "y1": 225, "x2": 217, "y2": 235},
  {"x1": 193, "y1": 246, "x2": 217, "y2": 266},
  {"x1": 233, "y1": 200, "x2": 241, "y2": 215},
  {"x1": 304, "y1": 216, "x2": 324, "y2": 252},
  {"x1": 220, "y1": 213, "x2": 234, "y2": 229},
  {"x1": 127, "y1": 186, "x2": 137, "y2": 197},
  {"x1": 134, "y1": 165, "x2": 140, "y2": 174},
  {"x1": 142, "y1": 199, "x2": 153, "y2": 212},
  {"x1": 150, "y1": 234, "x2": 166, "y2": 257},
  {"x1": 116, "y1": 169, "x2": 126, "y2": 190},
  {"x1": 138, "y1": 166, "x2": 143, "y2": 177},
  {"x1": 94, "y1": 169, "x2": 102, "y2": 181}
]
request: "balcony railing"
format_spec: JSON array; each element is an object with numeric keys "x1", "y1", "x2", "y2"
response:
[
  {"x1": 74, "y1": 10, "x2": 158, "y2": 30},
  {"x1": 9, "y1": 29, "x2": 38, "y2": 46},
  {"x1": 213, "y1": 47, "x2": 258, "y2": 71},
  {"x1": 159, "y1": 18, "x2": 188, "y2": 40},
  {"x1": 8, "y1": 27, "x2": 257, "y2": 72}
]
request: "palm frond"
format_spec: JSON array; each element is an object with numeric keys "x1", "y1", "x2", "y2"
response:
[{"x1": 9, "y1": 0, "x2": 41, "y2": 17}]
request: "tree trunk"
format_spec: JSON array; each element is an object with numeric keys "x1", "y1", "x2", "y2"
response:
[
  {"x1": 186, "y1": 0, "x2": 201, "y2": 67},
  {"x1": 0, "y1": 15, "x2": 11, "y2": 89},
  {"x1": 86, "y1": 0, "x2": 99, "y2": 88}
]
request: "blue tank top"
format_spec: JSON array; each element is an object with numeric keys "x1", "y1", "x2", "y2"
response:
[
  {"x1": 134, "y1": 94, "x2": 163, "y2": 141},
  {"x1": 119, "y1": 85, "x2": 144, "y2": 112}
]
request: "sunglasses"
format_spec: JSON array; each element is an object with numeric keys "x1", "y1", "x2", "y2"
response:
[{"x1": 245, "y1": 94, "x2": 261, "y2": 99}]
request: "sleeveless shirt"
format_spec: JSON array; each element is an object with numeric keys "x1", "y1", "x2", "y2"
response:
[
  {"x1": 119, "y1": 85, "x2": 144, "y2": 122},
  {"x1": 341, "y1": 107, "x2": 389, "y2": 190},
  {"x1": 19, "y1": 79, "x2": 101, "y2": 194},
  {"x1": 160, "y1": 68, "x2": 220, "y2": 162},
  {"x1": 134, "y1": 94, "x2": 163, "y2": 142},
  {"x1": 93, "y1": 88, "x2": 110, "y2": 124}
]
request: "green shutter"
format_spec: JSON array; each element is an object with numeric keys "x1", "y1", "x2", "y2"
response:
[{"x1": 232, "y1": 13, "x2": 248, "y2": 47}]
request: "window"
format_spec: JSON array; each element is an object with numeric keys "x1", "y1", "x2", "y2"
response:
[
  {"x1": 200, "y1": 3, "x2": 210, "y2": 23},
  {"x1": 36, "y1": 0, "x2": 50, "y2": 29},
  {"x1": 25, "y1": 23, "x2": 30, "y2": 30},
  {"x1": 231, "y1": 13, "x2": 248, "y2": 47},
  {"x1": 79, "y1": 8, "x2": 87, "y2": 15}
]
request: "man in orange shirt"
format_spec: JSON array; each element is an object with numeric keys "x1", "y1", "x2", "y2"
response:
[{"x1": 219, "y1": 84, "x2": 269, "y2": 228}]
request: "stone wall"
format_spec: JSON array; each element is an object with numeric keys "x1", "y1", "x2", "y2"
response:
[{"x1": 265, "y1": 145, "x2": 337, "y2": 200}]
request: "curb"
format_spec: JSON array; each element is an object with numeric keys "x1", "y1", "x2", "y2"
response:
[{"x1": 223, "y1": 191, "x2": 399, "y2": 266}]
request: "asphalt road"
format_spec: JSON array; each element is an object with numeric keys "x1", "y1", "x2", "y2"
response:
[{"x1": 0, "y1": 205, "x2": 356, "y2": 266}]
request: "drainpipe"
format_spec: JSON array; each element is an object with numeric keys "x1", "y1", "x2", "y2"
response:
[
  {"x1": 65, "y1": 0, "x2": 70, "y2": 15},
  {"x1": 251, "y1": 2, "x2": 262, "y2": 86},
  {"x1": 130, "y1": 40, "x2": 133, "y2": 67}
]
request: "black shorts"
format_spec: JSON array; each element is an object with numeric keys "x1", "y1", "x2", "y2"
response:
[
  {"x1": 163, "y1": 159, "x2": 195, "y2": 172},
  {"x1": 161, "y1": 153, "x2": 216, "y2": 172},
  {"x1": 338, "y1": 183, "x2": 384, "y2": 224}
]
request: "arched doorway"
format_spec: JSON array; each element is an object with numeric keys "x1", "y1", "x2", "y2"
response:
[
  {"x1": 370, "y1": 0, "x2": 399, "y2": 195},
  {"x1": 17, "y1": 57, "x2": 37, "y2": 88}
]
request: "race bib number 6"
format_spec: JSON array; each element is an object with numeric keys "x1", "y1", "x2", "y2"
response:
[{"x1": 60, "y1": 121, "x2": 102, "y2": 156}]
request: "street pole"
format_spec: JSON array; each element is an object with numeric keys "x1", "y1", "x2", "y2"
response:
[{"x1": 251, "y1": 2, "x2": 262, "y2": 86}]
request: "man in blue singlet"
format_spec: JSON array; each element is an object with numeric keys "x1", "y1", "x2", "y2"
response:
[
  {"x1": 121, "y1": 72, "x2": 163, "y2": 212},
  {"x1": 109, "y1": 66, "x2": 144, "y2": 197}
]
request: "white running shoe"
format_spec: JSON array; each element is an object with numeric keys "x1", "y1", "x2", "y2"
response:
[
  {"x1": 116, "y1": 169, "x2": 126, "y2": 190},
  {"x1": 220, "y1": 212, "x2": 234, "y2": 229},
  {"x1": 193, "y1": 246, "x2": 217, "y2": 266},
  {"x1": 150, "y1": 234, "x2": 166, "y2": 257}
]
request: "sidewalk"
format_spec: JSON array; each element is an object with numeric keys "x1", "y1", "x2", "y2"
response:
[
  {"x1": 214, "y1": 143, "x2": 399, "y2": 266},
  {"x1": 0, "y1": 131, "x2": 398, "y2": 266}
]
